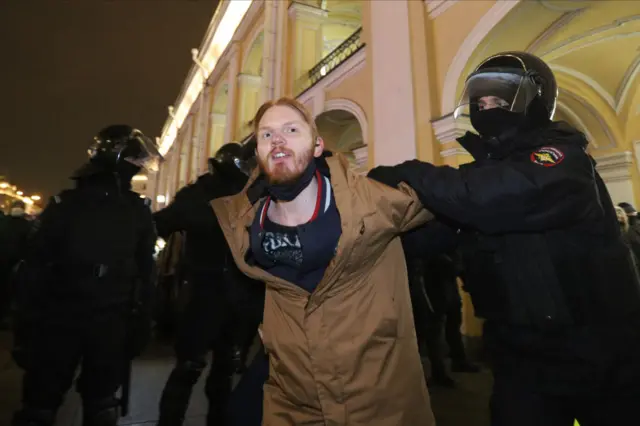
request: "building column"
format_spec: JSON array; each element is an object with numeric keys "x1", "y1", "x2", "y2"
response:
[
  {"x1": 209, "y1": 112, "x2": 227, "y2": 156},
  {"x1": 288, "y1": 1, "x2": 327, "y2": 94},
  {"x1": 274, "y1": 0, "x2": 288, "y2": 98},
  {"x1": 192, "y1": 87, "x2": 211, "y2": 177},
  {"x1": 262, "y1": 0, "x2": 278, "y2": 104},
  {"x1": 237, "y1": 73, "x2": 262, "y2": 140},
  {"x1": 154, "y1": 166, "x2": 167, "y2": 211},
  {"x1": 370, "y1": 0, "x2": 417, "y2": 166},
  {"x1": 224, "y1": 42, "x2": 241, "y2": 144},
  {"x1": 166, "y1": 145, "x2": 180, "y2": 203}
]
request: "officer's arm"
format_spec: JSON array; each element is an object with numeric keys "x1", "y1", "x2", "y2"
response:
[
  {"x1": 361, "y1": 177, "x2": 434, "y2": 233},
  {"x1": 153, "y1": 196, "x2": 186, "y2": 240},
  {"x1": 383, "y1": 146, "x2": 599, "y2": 234}
]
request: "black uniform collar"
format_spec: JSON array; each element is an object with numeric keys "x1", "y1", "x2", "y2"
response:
[{"x1": 457, "y1": 121, "x2": 587, "y2": 161}]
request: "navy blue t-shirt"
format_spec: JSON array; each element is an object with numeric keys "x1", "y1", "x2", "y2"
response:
[{"x1": 249, "y1": 171, "x2": 341, "y2": 293}]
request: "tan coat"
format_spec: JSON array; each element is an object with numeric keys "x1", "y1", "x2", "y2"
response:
[{"x1": 212, "y1": 155, "x2": 436, "y2": 425}]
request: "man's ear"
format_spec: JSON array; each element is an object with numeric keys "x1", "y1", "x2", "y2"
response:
[{"x1": 314, "y1": 137, "x2": 325, "y2": 157}]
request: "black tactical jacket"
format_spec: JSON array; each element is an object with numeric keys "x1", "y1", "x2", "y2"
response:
[{"x1": 374, "y1": 122, "x2": 640, "y2": 327}]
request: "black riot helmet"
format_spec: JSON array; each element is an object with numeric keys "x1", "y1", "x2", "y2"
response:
[
  {"x1": 208, "y1": 139, "x2": 256, "y2": 178},
  {"x1": 72, "y1": 125, "x2": 162, "y2": 181},
  {"x1": 89, "y1": 125, "x2": 162, "y2": 172},
  {"x1": 455, "y1": 51, "x2": 558, "y2": 138}
]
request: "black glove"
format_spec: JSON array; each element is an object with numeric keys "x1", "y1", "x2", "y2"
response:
[{"x1": 367, "y1": 165, "x2": 405, "y2": 188}]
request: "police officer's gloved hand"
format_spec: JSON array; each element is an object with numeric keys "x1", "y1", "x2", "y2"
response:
[{"x1": 367, "y1": 166, "x2": 405, "y2": 189}]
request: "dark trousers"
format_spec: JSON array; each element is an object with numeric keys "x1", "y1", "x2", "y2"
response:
[
  {"x1": 486, "y1": 321, "x2": 640, "y2": 426},
  {"x1": 443, "y1": 293, "x2": 467, "y2": 363},
  {"x1": 413, "y1": 287, "x2": 468, "y2": 377},
  {"x1": 159, "y1": 279, "x2": 234, "y2": 426},
  {"x1": 19, "y1": 313, "x2": 127, "y2": 412},
  {"x1": 228, "y1": 351, "x2": 269, "y2": 426}
]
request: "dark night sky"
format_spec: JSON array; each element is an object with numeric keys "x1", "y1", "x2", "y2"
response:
[{"x1": 0, "y1": 0, "x2": 216, "y2": 201}]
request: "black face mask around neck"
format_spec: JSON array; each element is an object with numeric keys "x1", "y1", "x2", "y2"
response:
[{"x1": 266, "y1": 159, "x2": 317, "y2": 202}]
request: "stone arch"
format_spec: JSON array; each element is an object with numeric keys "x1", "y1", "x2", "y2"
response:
[
  {"x1": 555, "y1": 101, "x2": 595, "y2": 145},
  {"x1": 323, "y1": 98, "x2": 368, "y2": 145},
  {"x1": 315, "y1": 100, "x2": 367, "y2": 171},
  {"x1": 441, "y1": 0, "x2": 522, "y2": 115},
  {"x1": 241, "y1": 28, "x2": 264, "y2": 75},
  {"x1": 559, "y1": 88, "x2": 617, "y2": 149}
]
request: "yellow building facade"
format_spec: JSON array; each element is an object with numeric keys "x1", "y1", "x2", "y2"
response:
[{"x1": 148, "y1": 0, "x2": 640, "y2": 337}]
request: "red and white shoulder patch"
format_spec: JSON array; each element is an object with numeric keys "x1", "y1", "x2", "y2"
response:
[{"x1": 530, "y1": 146, "x2": 565, "y2": 167}]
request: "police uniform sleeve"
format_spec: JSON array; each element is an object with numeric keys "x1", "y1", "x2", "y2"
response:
[
  {"x1": 153, "y1": 193, "x2": 187, "y2": 239},
  {"x1": 382, "y1": 145, "x2": 600, "y2": 234},
  {"x1": 153, "y1": 181, "x2": 218, "y2": 239}
]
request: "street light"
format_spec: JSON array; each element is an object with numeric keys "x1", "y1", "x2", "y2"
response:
[
  {"x1": 30, "y1": 195, "x2": 41, "y2": 201},
  {"x1": 16, "y1": 191, "x2": 23, "y2": 196},
  {"x1": 0, "y1": 182, "x2": 7, "y2": 189}
]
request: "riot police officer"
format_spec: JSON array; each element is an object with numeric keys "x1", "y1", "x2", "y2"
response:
[
  {"x1": 11, "y1": 125, "x2": 160, "y2": 426},
  {"x1": 154, "y1": 141, "x2": 264, "y2": 426},
  {"x1": 369, "y1": 52, "x2": 640, "y2": 425}
]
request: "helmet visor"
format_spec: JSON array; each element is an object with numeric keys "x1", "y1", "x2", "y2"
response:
[
  {"x1": 453, "y1": 68, "x2": 540, "y2": 119},
  {"x1": 235, "y1": 156, "x2": 256, "y2": 176},
  {"x1": 121, "y1": 131, "x2": 164, "y2": 172}
]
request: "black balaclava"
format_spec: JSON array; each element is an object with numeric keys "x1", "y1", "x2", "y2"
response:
[
  {"x1": 266, "y1": 158, "x2": 317, "y2": 202},
  {"x1": 470, "y1": 97, "x2": 550, "y2": 145},
  {"x1": 470, "y1": 108, "x2": 525, "y2": 139}
]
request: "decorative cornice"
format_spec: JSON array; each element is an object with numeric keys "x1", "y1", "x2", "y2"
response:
[
  {"x1": 425, "y1": 0, "x2": 459, "y2": 20},
  {"x1": 288, "y1": 1, "x2": 328, "y2": 21},
  {"x1": 594, "y1": 151, "x2": 634, "y2": 182},
  {"x1": 431, "y1": 114, "x2": 473, "y2": 144},
  {"x1": 440, "y1": 147, "x2": 469, "y2": 158}
]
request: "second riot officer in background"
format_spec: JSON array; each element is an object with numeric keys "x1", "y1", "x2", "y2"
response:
[
  {"x1": 11, "y1": 125, "x2": 160, "y2": 426},
  {"x1": 369, "y1": 51, "x2": 640, "y2": 425},
  {"x1": 154, "y1": 141, "x2": 264, "y2": 426}
]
